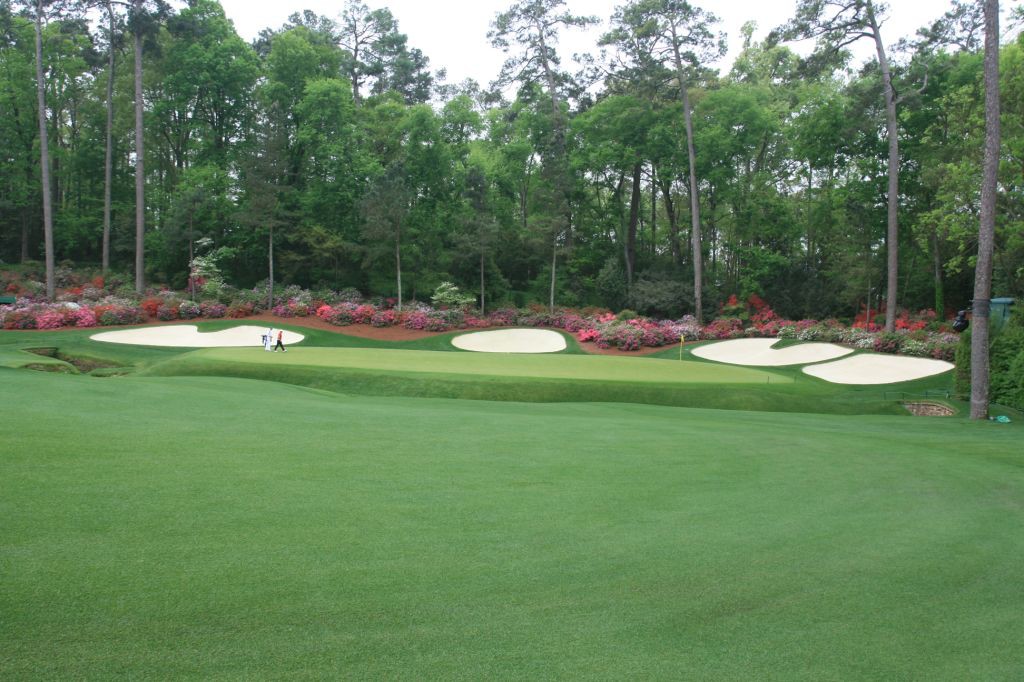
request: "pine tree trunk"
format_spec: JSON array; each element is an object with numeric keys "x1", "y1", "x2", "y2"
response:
[
  {"x1": 480, "y1": 251, "x2": 485, "y2": 316},
  {"x1": 102, "y1": 2, "x2": 115, "y2": 274},
  {"x1": 650, "y1": 165, "x2": 657, "y2": 256},
  {"x1": 395, "y1": 222, "x2": 402, "y2": 311},
  {"x1": 188, "y1": 213, "x2": 194, "y2": 301},
  {"x1": 33, "y1": 0, "x2": 55, "y2": 300},
  {"x1": 268, "y1": 223, "x2": 274, "y2": 310},
  {"x1": 134, "y1": 21, "x2": 145, "y2": 294},
  {"x1": 549, "y1": 232, "x2": 557, "y2": 314},
  {"x1": 625, "y1": 162, "x2": 641, "y2": 288},
  {"x1": 970, "y1": 0, "x2": 1000, "y2": 420},
  {"x1": 660, "y1": 179, "x2": 680, "y2": 266},
  {"x1": 866, "y1": 0, "x2": 899, "y2": 332},
  {"x1": 930, "y1": 225, "x2": 944, "y2": 317},
  {"x1": 20, "y1": 213, "x2": 28, "y2": 262},
  {"x1": 673, "y1": 47, "x2": 703, "y2": 323}
]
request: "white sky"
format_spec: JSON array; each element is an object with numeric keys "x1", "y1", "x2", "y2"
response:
[{"x1": 217, "y1": 0, "x2": 962, "y2": 89}]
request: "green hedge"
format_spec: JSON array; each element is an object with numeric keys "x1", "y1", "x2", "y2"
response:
[{"x1": 957, "y1": 308, "x2": 1024, "y2": 410}]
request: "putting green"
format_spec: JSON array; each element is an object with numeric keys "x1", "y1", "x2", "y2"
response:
[{"x1": 185, "y1": 346, "x2": 791, "y2": 384}]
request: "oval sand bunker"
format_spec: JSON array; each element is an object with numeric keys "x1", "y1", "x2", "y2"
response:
[
  {"x1": 91, "y1": 325, "x2": 304, "y2": 348},
  {"x1": 692, "y1": 338, "x2": 852, "y2": 366},
  {"x1": 803, "y1": 354, "x2": 953, "y2": 384},
  {"x1": 452, "y1": 328, "x2": 567, "y2": 353}
]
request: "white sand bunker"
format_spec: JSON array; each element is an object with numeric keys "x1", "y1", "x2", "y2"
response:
[
  {"x1": 803, "y1": 354, "x2": 954, "y2": 385},
  {"x1": 91, "y1": 325, "x2": 304, "y2": 348},
  {"x1": 691, "y1": 338, "x2": 853, "y2": 366},
  {"x1": 452, "y1": 328, "x2": 567, "y2": 353}
]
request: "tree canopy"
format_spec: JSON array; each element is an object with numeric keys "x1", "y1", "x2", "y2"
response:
[{"x1": 2, "y1": 0, "x2": 1021, "y2": 321}]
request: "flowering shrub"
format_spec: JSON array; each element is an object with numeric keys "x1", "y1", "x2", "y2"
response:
[
  {"x1": 227, "y1": 302, "x2": 254, "y2": 318},
  {"x1": 463, "y1": 315, "x2": 491, "y2": 328},
  {"x1": 485, "y1": 308, "x2": 518, "y2": 327},
  {"x1": 178, "y1": 301, "x2": 201, "y2": 319},
  {"x1": 0, "y1": 270, "x2": 968, "y2": 360},
  {"x1": 371, "y1": 309, "x2": 396, "y2": 327},
  {"x1": 353, "y1": 304, "x2": 376, "y2": 324},
  {"x1": 600, "y1": 322, "x2": 643, "y2": 350},
  {"x1": 797, "y1": 320, "x2": 844, "y2": 343},
  {"x1": 35, "y1": 310, "x2": 65, "y2": 329},
  {"x1": 95, "y1": 304, "x2": 143, "y2": 326},
  {"x1": 403, "y1": 310, "x2": 429, "y2": 330},
  {"x1": 703, "y1": 317, "x2": 744, "y2": 340},
  {"x1": 672, "y1": 316, "x2": 702, "y2": 342},
  {"x1": 200, "y1": 301, "x2": 226, "y2": 318},
  {"x1": 140, "y1": 297, "x2": 162, "y2": 317},
  {"x1": 3, "y1": 309, "x2": 36, "y2": 329},
  {"x1": 71, "y1": 307, "x2": 97, "y2": 327},
  {"x1": 721, "y1": 294, "x2": 747, "y2": 320},
  {"x1": 338, "y1": 287, "x2": 363, "y2": 303},
  {"x1": 156, "y1": 305, "x2": 178, "y2": 321},
  {"x1": 873, "y1": 332, "x2": 904, "y2": 354},
  {"x1": 323, "y1": 305, "x2": 355, "y2": 326}
]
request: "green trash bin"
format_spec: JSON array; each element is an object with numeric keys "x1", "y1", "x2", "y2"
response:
[{"x1": 991, "y1": 297, "x2": 1015, "y2": 333}]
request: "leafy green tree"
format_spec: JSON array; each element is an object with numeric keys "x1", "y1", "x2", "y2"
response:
[
  {"x1": 778, "y1": 0, "x2": 927, "y2": 331},
  {"x1": 23, "y1": 0, "x2": 59, "y2": 297},
  {"x1": 490, "y1": 0, "x2": 597, "y2": 311},
  {"x1": 603, "y1": 0, "x2": 725, "y2": 322},
  {"x1": 162, "y1": 0, "x2": 258, "y2": 167},
  {"x1": 454, "y1": 164, "x2": 502, "y2": 313},
  {"x1": 361, "y1": 163, "x2": 411, "y2": 309},
  {"x1": 0, "y1": 3, "x2": 39, "y2": 263},
  {"x1": 126, "y1": 0, "x2": 168, "y2": 293},
  {"x1": 338, "y1": 1, "x2": 434, "y2": 105}
]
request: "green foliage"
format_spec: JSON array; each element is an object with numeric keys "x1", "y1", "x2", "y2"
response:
[
  {"x1": 1, "y1": 0, "x2": 1021, "y2": 329},
  {"x1": 991, "y1": 309, "x2": 1024, "y2": 410},
  {"x1": 595, "y1": 259, "x2": 627, "y2": 311},
  {"x1": 628, "y1": 273, "x2": 692, "y2": 319},
  {"x1": 430, "y1": 281, "x2": 474, "y2": 309}
]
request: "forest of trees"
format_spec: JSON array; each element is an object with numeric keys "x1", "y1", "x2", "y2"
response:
[{"x1": 2, "y1": 0, "x2": 1022, "y2": 322}]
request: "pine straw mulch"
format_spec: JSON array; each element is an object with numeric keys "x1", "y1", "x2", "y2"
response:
[
  {"x1": 903, "y1": 402, "x2": 956, "y2": 417},
  {"x1": 7, "y1": 310, "x2": 666, "y2": 356}
]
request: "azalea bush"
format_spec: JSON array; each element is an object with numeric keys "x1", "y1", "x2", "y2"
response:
[
  {"x1": 0, "y1": 269, "x2": 964, "y2": 360},
  {"x1": 94, "y1": 304, "x2": 144, "y2": 326},
  {"x1": 227, "y1": 302, "x2": 254, "y2": 318},
  {"x1": 200, "y1": 301, "x2": 226, "y2": 318},
  {"x1": 178, "y1": 301, "x2": 202, "y2": 319}
]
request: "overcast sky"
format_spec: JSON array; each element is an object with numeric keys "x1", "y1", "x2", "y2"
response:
[{"x1": 218, "y1": 0, "x2": 960, "y2": 88}]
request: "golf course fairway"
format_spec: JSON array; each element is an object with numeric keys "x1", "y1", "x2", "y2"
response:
[{"x1": 2, "y1": 367, "x2": 1022, "y2": 679}]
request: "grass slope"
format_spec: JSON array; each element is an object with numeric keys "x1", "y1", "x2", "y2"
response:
[
  {"x1": 2, "y1": 368, "x2": 1022, "y2": 679},
  {"x1": 140, "y1": 346, "x2": 944, "y2": 415},
  {"x1": 0, "y1": 325, "x2": 962, "y2": 415}
]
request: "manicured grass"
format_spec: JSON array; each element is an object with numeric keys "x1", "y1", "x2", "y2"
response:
[
  {"x1": 159, "y1": 346, "x2": 791, "y2": 383},
  {"x1": 141, "y1": 345, "x2": 959, "y2": 415},
  {"x1": 0, "y1": 324, "x2": 962, "y2": 414},
  {"x1": 2, "y1": 368, "x2": 1022, "y2": 679}
]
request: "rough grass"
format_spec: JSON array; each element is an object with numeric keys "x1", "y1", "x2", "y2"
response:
[{"x1": 2, "y1": 368, "x2": 1022, "y2": 679}]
